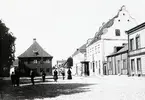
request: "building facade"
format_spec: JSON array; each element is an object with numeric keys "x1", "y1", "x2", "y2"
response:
[
  {"x1": 72, "y1": 44, "x2": 89, "y2": 76},
  {"x1": 86, "y1": 6, "x2": 137, "y2": 75},
  {"x1": 107, "y1": 44, "x2": 128, "y2": 75},
  {"x1": 126, "y1": 22, "x2": 145, "y2": 76},
  {"x1": 56, "y1": 60, "x2": 67, "y2": 75},
  {"x1": 18, "y1": 39, "x2": 53, "y2": 76}
]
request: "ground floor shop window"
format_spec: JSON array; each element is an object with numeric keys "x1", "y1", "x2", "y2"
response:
[
  {"x1": 123, "y1": 59, "x2": 127, "y2": 69},
  {"x1": 137, "y1": 58, "x2": 141, "y2": 71},
  {"x1": 131, "y1": 59, "x2": 135, "y2": 71}
]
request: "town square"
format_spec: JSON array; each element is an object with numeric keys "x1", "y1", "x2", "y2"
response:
[{"x1": 0, "y1": 0, "x2": 145, "y2": 100}]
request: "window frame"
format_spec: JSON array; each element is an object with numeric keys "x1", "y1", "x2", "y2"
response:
[
  {"x1": 130, "y1": 38, "x2": 134, "y2": 51},
  {"x1": 131, "y1": 59, "x2": 135, "y2": 71},
  {"x1": 137, "y1": 58, "x2": 141, "y2": 71},
  {"x1": 115, "y1": 29, "x2": 121, "y2": 36},
  {"x1": 136, "y1": 35, "x2": 140, "y2": 49}
]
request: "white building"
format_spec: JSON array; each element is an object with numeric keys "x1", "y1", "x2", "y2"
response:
[
  {"x1": 126, "y1": 22, "x2": 145, "y2": 76},
  {"x1": 86, "y1": 6, "x2": 137, "y2": 76},
  {"x1": 72, "y1": 44, "x2": 89, "y2": 76}
]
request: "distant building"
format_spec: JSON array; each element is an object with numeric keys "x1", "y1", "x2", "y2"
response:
[
  {"x1": 72, "y1": 43, "x2": 89, "y2": 76},
  {"x1": 107, "y1": 44, "x2": 128, "y2": 75},
  {"x1": 86, "y1": 6, "x2": 137, "y2": 76},
  {"x1": 18, "y1": 39, "x2": 53, "y2": 76},
  {"x1": 126, "y1": 22, "x2": 145, "y2": 76},
  {"x1": 56, "y1": 60, "x2": 67, "y2": 75}
]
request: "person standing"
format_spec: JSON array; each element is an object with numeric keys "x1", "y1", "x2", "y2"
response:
[
  {"x1": 67, "y1": 69, "x2": 72, "y2": 79},
  {"x1": 15, "y1": 68, "x2": 20, "y2": 86},
  {"x1": 53, "y1": 69, "x2": 58, "y2": 82},
  {"x1": 42, "y1": 71, "x2": 46, "y2": 82},
  {"x1": 11, "y1": 72, "x2": 16, "y2": 86},
  {"x1": 30, "y1": 70, "x2": 35, "y2": 85},
  {"x1": 61, "y1": 70, "x2": 65, "y2": 80}
]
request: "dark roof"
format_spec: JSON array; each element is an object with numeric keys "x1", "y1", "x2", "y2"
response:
[
  {"x1": 88, "y1": 6, "x2": 125, "y2": 47},
  {"x1": 107, "y1": 44, "x2": 128, "y2": 57},
  {"x1": 72, "y1": 44, "x2": 86, "y2": 57},
  {"x1": 18, "y1": 39, "x2": 52, "y2": 58},
  {"x1": 126, "y1": 22, "x2": 145, "y2": 34}
]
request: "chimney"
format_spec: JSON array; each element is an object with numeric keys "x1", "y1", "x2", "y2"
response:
[{"x1": 33, "y1": 38, "x2": 36, "y2": 43}]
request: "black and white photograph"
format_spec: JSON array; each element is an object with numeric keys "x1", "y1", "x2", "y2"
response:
[{"x1": 0, "y1": 0, "x2": 145, "y2": 100}]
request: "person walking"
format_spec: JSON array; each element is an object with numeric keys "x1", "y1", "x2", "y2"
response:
[
  {"x1": 61, "y1": 70, "x2": 65, "y2": 80},
  {"x1": 15, "y1": 68, "x2": 20, "y2": 86},
  {"x1": 42, "y1": 71, "x2": 46, "y2": 82},
  {"x1": 67, "y1": 69, "x2": 72, "y2": 80},
  {"x1": 53, "y1": 69, "x2": 58, "y2": 82},
  {"x1": 30, "y1": 70, "x2": 35, "y2": 85},
  {"x1": 11, "y1": 72, "x2": 16, "y2": 86}
]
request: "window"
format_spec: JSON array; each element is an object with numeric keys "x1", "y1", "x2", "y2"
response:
[
  {"x1": 115, "y1": 29, "x2": 120, "y2": 36},
  {"x1": 46, "y1": 68, "x2": 50, "y2": 72},
  {"x1": 136, "y1": 35, "x2": 140, "y2": 49},
  {"x1": 33, "y1": 60, "x2": 37, "y2": 64},
  {"x1": 40, "y1": 68, "x2": 44, "y2": 72},
  {"x1": 95, "y1": 46, "x2": 97, "y2": 54},
  {"x1": 130, "y1": 38, "x2": 134, "y2": 50},
  {"x1": 98, "y1": 45, "x2": 100, "y2": 53},
  {"x1": 118, "y1": 60, "x2": 121, "y2": 73},
  {"x1": 109, "y1": 61, "x2": 112, "y2": 69},
  {"x1": 93, "y1": 62, "x2": 95, "y2": 72},
  {"x1": 46, "y1": 60, "x2": 50, "y2": 63},
  {"x1": 99, "y1": 60, "x2": 101, "y2": 74},
  {"x1": 131, "y1": 59, "x2": 135, "y2": 71},
  {"x1": 137, "y1": 58, "x2": 141, "y2": 71},
  {"x1": 123, "y1": 59, "x2": 126, "y2": 69}
]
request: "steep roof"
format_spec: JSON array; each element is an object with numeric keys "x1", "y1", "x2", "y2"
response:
[
  {"x1": 18, "y1": 39, "x2": 52, "y2": 58},
  {"x1": 87, "y1": 6, "x2": 125, "y2": 47},
  {"x1": 72, "y1": 44, "x2": 86, "y2": 57},
  {"x1": 107, "y1": 44, "x2": 128, "y2": 57}
]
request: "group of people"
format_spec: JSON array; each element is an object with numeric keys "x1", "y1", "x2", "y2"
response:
[
  {"x1": 53, "y1": 69, "x2": 72, "y2": 81},
  {"x1": 11, "y1": 68, "x2": 72, "y2": 86},
  {"x1": 11, "y1": 69, "x2": 20, "y2": 86},
  {"x1": 30, "y1": 70, "x2": 46, "y2": 85}
]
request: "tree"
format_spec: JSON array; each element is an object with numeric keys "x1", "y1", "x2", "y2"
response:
[
  {"x1": 66, "y1": 57, "x2": 73, "y2": 69},
  {"x1": 0, "y1": 20, "x2": 16, "y2": 77}
]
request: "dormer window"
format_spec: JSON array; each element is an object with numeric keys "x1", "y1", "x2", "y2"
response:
[{"x1": 115, "y1": 29, "x2": 120, "y2": 36}]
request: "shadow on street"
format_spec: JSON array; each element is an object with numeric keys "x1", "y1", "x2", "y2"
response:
[{"x1": 0, "y1": 78, "x2": 94, "y2": 100}]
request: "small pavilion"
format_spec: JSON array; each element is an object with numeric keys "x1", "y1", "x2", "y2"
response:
[{"x1": 18, "y1": 38, "x2": 53, "y2": 76}]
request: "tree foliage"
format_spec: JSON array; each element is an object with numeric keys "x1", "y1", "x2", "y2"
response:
[
  {"x1": 0, "y1": 20, "x2": 16, "y2": 77},
  {"x1": 66, "y1": 57, "x2": 73, "y2": 68}
]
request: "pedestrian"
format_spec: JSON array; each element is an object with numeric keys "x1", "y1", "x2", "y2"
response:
[
  {"x1": 61, "y1": 70, "x2": 65, "y2": 80},
  {"x1": 30, "y1": 70, "x2": 35, "y2": 85},
  {"x1": 15, "y1": 68, "x2": 20, "y2": 86},
  {"x1": 11, "y1": 72, "x2": 16, "y2": 86},
  {"x1": 67, "y1": 69, "x2": 72, "y2": 79},
  {"x1": 53, "y1": 69, "x2": 58, "y2": 82},
  {"x1": 42, "y1": 71, "x2": 46, "y2": 82}
]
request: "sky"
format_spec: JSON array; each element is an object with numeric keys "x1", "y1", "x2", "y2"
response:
[{"x1": 0, "y1": 0, "x2": 145, "y2": 66}]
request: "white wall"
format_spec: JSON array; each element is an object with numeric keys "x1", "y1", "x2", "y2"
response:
[{"x1": 72, "y1": 52, "x2": 85, "y2": 76}]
